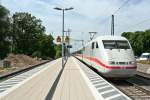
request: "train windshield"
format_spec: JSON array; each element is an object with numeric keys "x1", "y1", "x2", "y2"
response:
[
  {"x1": 103, "y1": 40, "x2": 130, "y2": 49},
  {"x1": 141, "y1": 55, "x2": 149, "y2": 58}
]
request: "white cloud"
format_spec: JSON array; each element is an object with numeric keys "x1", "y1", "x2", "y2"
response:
[{"x1": 1, "y1": 0, "x2": 150, "y2": 47}]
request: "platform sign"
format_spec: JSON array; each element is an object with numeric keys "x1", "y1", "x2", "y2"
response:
[
  {"x1": 57, "y1": 36, "x2": 61, "y2": 42},
  {"x1": 65, "y1": 36, "x2": 70, "y2": 43},
  {"x1": 67, "y1": 45, "x2": 72, "y2": 48}
]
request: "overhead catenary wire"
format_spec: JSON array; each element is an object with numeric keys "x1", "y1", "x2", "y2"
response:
[
  {"x1": 113, "y1": 0, "x2": 130, "y2": 15},
  {"x1": 115, "y1": 17, "x2": 150, "y2": 34},
  {"x1": 98, "y1": 0, "x2": 131, "y2": 36},
  {"x1": 53, "y1": 1, "x2": 132, "y2": 37},
  {"x1": 112, "y1": 0, "x2": 150, "y2": 34},
  {"x1": 110, "y1": 0, "x2": 131, "y2": 35},
  {"x1": 99, "y1": 0, "x2": 130, "y2": 24},
  {"x1": 123, "y1": 18, "x2": 150, "y2": 31}
]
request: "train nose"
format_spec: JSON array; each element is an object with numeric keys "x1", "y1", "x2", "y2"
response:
[
  {"x1": 108, "y1": 61, "x2": 136, "y2": 67},
  {"x1": 104, "y1": 68, "x2": 137, "y2": 78}
]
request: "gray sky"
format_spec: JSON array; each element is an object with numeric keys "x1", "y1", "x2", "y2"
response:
[{"x1": 1, "y1": 0, "x2": 150, "y2": 50}]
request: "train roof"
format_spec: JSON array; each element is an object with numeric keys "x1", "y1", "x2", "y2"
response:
[
  {"x1": 85, "y1": 35, "x2": 128, "y2": 46},
  {"x1": 94, "y1": 35, "x2": 127, "y2": 41},
  {"x1": 75, "y1": 36, "x2": 128, "y2": 52}
]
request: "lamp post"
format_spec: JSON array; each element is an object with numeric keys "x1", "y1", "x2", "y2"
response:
[
  {"x1": 111, "y1": 15, "x2": 114, "y2": 36},
  {"x1": 54, "y1": 7, "x2": 73, "y2": 68},
  {"x1": 64, "y1": 29, "x2": 71, "y2": 56}
]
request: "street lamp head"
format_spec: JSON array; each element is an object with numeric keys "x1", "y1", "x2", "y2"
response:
[
  {"x1": 54, "y1": 7, "x2": 62, "y2": 10},
  {"x1": 54, "y1": 7, "x2": 74, "y2": 11},
  {"x1": 65, "y1": 7, "x2": 74, "y2": 11}
]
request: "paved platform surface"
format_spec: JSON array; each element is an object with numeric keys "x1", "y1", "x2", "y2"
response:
[
  {"x1": 0, "y1": 58, "x2": 62, "y2": 100},
  {"x1": 52, "y1": 57, "x2": 95, "y2": 100},
  {"x1": 0, "y1": 57, "x2": 131, "y2": 100}
]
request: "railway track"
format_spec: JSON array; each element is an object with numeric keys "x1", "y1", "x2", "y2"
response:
[
  {"x1": 110, "y1": 79, "x2": 150, "y2": 100},
  {"x1": 136, "y1": 71, "x2": 150, "y2": 79},
  {"x1": 75, "y1": 57, "x2": 150, "y2": 100},
  {"x1": 108, "y1": 72, "x2": 150, "y2": 100},
  {"x1": 103, "y1": 72, "x2": 150, "y2": 100}
]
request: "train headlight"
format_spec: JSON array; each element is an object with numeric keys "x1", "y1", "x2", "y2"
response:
[
  {"x1": 129, "y1": 61, "x2": 135, "y2": 65},
  {"x1": 109, "y1": 61, "x2": 115, "y2": 65},
  {"x1": 116, "y1": 62, "x2": 119, "y2": 65}
]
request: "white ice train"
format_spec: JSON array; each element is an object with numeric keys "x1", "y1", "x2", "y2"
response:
[{"x1": 76, "y1": 36, "x2": 137, "y2": 78}]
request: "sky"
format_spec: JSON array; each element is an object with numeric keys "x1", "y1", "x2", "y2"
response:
[{"x1": 1, "y1": 0, "x2": 150, "y2": 49}]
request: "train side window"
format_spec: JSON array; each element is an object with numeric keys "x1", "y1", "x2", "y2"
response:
[
  {"x1": 92, "y1": 42, "x2": 94, "y2": 49},
  {"x1": 96, "y1": 42, "x2": 99, "y2": 48}
]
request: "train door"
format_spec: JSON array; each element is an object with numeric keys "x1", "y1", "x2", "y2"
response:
[
  {"x1": 92, "y1": 42, "x2": 99, "y2": 68},
  {"x1": 94, "y1": 42, "x2": 99, "y2": 57},
  {"x1": 91, "y1": 42, "x2": 95, "y2": 67}
]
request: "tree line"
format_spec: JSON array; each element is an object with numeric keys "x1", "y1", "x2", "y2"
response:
[
  {"x1": 121, "y1": 30, "x2": 150, "y2": 56},
  {"x1": 0, "y1": 5, "x2": 61, "y2": 59}
]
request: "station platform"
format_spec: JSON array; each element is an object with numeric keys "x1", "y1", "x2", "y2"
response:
[
  {"x1": 52, "y1": 57, "x2": 95, "y2": 100},
  {"x1": 0, "y1": 57, "x2": 131, "y2": 100},
  {"x1": 0, "y1": 58, "x2": 62, "y2": 100}
]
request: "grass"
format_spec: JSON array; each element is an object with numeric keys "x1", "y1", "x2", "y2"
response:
[
  {"x1": 0, "y1": 67, "x2": 17, "y2": 74},
  {"x1": 137, "y1": 60, "x2": 150, "y2": 65}
]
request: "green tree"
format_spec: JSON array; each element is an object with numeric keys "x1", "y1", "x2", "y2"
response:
[
  {"x1": 122, "y1": 30, "x2": 150, "y2": 56},
  {"x1": 12, "y1": 12, "x2": 45, "y2": 55},
  {"x1": 54, "y1": 44, "x2": 62, "y2": 59},
  {"x1": 12, "y1": 12, "x2": 57, "y2": 59},
  {"x1": 121, "y1": 32, "x2": 134, "y2": 42},
  {"x1": 36, "y1": 34, "x2": 56, "y2": 59},
  {"x1": 132, "y1": 31, "x2": 144, "y2": 55},
  {"x1": 0, "y1": 5, "x2": 11, "y2": 59},
  {"x1": 143, "y1": 30, "x2": 150, "y2": 52}
]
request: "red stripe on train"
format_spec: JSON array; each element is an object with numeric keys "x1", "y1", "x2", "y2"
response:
[{"x1": 76, "y1": 54, "x2": 137, "y2": 69}]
